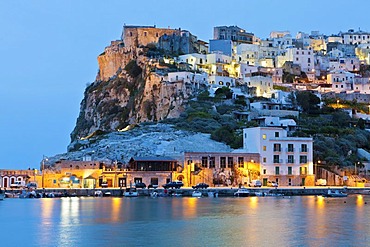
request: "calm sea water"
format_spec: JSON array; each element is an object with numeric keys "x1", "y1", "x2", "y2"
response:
[{"x1": 0, "y1": 195, "x2": 369, "y2": 247}]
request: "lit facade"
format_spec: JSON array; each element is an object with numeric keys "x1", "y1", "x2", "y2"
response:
[{"x1": 243, "y1": 127, "x2": 314, "y2": 186}]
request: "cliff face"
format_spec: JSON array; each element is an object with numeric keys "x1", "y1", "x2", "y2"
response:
[{"x1": 70, "y1": 40, "x2": 195, "y2": 141}]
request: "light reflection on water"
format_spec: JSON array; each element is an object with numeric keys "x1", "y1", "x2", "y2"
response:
[{"x1": 0, "y1": 195, "x2": 369, "y2": 246}]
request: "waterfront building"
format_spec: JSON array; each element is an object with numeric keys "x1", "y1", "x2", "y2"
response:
[
  {"x1": 243, "y1": 127, "x2": 314, "y2": 186},
  {"x1": 183, "y1": 152, "x2": 260, "y2": 187},
  {"x1": 0, "y1": 169, "x2": 37, "y2": 188}
]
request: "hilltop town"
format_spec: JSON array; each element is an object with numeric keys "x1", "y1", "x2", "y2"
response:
[{"x1": 2, "y1": 25, "x2": 370, "y2": 190}]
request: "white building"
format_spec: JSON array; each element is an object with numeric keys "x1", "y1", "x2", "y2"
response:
[
  {"x1": 245, "y1": 75, "x2": 273, "y2": 97},
  {"x1": 208, "y1": 75, "x2": 235, "y2": 87},
  {"x1": 178, "y1": 53, "x2": 207, "y2": 70},
  {"x1": 167, "y1": 71, "x2": 208, "y2": 89},
  {"x1": 328, "y1": 70, "x2": 355, "y2": 92},
  {"x1": 341, "y1": 29, "x2": 370, "y2": 45},
  {"x1": 354, "y1": 76, "x2": 370, "y2": 94},
  {"x1": 276, "y1": 48, "x2": 314, "y2": 72},
  {"x1": 243, "y1": 127, "x2": 314, "y2": 186}
]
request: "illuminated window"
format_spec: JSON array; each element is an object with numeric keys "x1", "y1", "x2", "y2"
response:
[
  {"x1": 262, "y1": 134, "x2": 267, "y2": 140},
  {"x1": 238, "y1": 157, "x2": 244, "y2": 168},
  {"x1": 263, "y1": 146, "x2": 266, "y2": 151}
]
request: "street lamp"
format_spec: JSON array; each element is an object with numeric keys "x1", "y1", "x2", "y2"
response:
[
  {"x1": 336, "y1": 99, "x2": 339, "y2": 108},
  {"x1": 42, "y1": 155, "x2": 48, "y2": 188}
]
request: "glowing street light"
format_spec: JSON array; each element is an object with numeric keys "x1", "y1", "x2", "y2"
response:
[{"x1": 42, "y1": 155, "x2": 48, "y2": 188}]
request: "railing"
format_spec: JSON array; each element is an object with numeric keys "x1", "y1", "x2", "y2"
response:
[
  {"x1": 286, "y1": 159, "x2": 295, "y2": 164},
  {"x1": 300, "y1": 148, "x2": 309, "y2": 153},
  {"x1": 286, "y1": 148, "x2": 295, "y2": 152}
]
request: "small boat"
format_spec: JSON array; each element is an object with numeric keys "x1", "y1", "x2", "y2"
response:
[
  {"x1": 234, "y1": 188, "x2": 250, "y2": 197},
  {"x1": 94, "y1": 190, "x2": 103, "y2": 197},
  {"x1": 150, "y1": 191, "x2": 158, "y2": 198},
  {"x1": 124, "y1": 187, "x2": 138, "y2": 197},
  {"x1": 192, "y1": 190, "x2": 202, "y2": 197},
  {"x1": 325, "y1": 189, "x2": 347, "y2": 198}
]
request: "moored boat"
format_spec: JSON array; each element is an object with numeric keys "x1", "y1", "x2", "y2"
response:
[
  {"x1": 124, "y1": 187, "x2": 138, "y2": 197},
  {"x1": 325, "y1": 189, "x2": 347, "y2": 197},
  {"x1": 192, "y1": 190, "x2": 202, "y2": 197},
  {"x1": 234, "y1": 188, "x2": 250, "y2": 197}
]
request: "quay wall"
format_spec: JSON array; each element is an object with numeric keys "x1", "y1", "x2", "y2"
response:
[{"x1": 6, "y1": 187, "x2": 370, "y2": 197}]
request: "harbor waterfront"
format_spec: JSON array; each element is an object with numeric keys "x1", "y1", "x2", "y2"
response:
[
  {"x1": 0, "y1": 195, "x2": 369, "y2": 246},
  {"x1": 4, "y1": 186, "x2": 370, "y2": 197}
]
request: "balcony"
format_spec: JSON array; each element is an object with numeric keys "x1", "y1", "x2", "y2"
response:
[
  {"x1": 273, "y1": 148, "x2": 282, "y2": 152},
  {"x1": 286, "y1": 148, "x2": 295, "y2": 152},
  {"x1": 299, "y1": 148, "x2": 308, "y2": 153}
]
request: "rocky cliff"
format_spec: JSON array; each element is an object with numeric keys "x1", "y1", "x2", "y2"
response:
[{"x1": 70, "y1": 38, "x2": 197, "y2": 142}]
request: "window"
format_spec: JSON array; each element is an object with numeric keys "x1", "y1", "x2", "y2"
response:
[
  {"x1": 238, "y1": 157, "x2": 244, "y2": 168},
  {"x1": 288, "y1": 155, "x2": 294, "y2": 163},
  {"x1": 220, "y1": 157, "x2": 226, "y2": 168},
  {"x1": 275, "y1": 166, "x2": 280, "y2": 175},
  {"x1": 273, "y1": 155, "x2": 280, "y2": 163},
  {"x1": 156, "y1": 33, "x2": 159, "y2": 37},
  {"x1": 263, "y1": 169, "x2": 266, "y2": 175},
  {"x1": 288, "y1": 167, "x2": 292, "y2": 175},
  {"x1": 262, "y1": 134, "x2": 267, "y2": 140},
  {"x1": 288, "y1": 144, "x2": 294, "y2": 152},
  {"x1": 300, "y1": 167, "x2": 307, "y2": 175},
  {"x1": 144, "y1": 31, "x2": 147, "y2": 37},
  {"x1": 201, "y1": 157, "x2": 208, "y2": 168},
  {"x1": 301, "y1": 144, "x2": 308, "y2": 152},
  {"x1": 263, "y1": 146, "x2": 267, "y2": 151},
  {"x1": 227, "y1": 157, "x2": 233, "y2": 168},
  {"x1": 263, "y1": 157, "x2": 266, "y2": 163},
  {"x1": 273, "y1": 143, "x2": 281, "y2": 152},
  {"x1": 300, "y1": 155, "x2": 307, "y2": 164},
  {"x1": 209, "y1": 157, "x2": 215, "y2": 168},
  {"x1": 275, "y1": 132, "x2": 279, "y2": 137}
]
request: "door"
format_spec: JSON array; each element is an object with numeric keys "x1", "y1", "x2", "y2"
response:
[
  {"x1": 118, "y1": 178, "x2": 126, "y2": 188},
  {"x1": 263, "y1": 178, "x2": 268, "y2": 186}
]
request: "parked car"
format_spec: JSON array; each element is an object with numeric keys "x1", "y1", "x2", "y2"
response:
[
  {"x1": 192, "y1": 183, "x2": 209, "y2": 189},
  {"x1": 315, "y1": 179, "x2": 327, "y2": 186},
  {"x1": 163, "y1": 181, "x2": 184, "y2": 189},
  {"x1": 148, "y1": 184, "x2": 158, "y2": 189},
  {"x1": 135, "y1": 182, "x2": 146, "y2": 189},
  {"x1": 248, "y1": 180, "x2": 262, "y2": 187},
  {"x1": 267, "y1": 181, "x2": 278, "y2": 187},
  {"x1": 26, "y1": 182, "x2": 38, "y2": 189},
  {"x1": 10, "y1": 181, "x2": 26, "y2": 188}
]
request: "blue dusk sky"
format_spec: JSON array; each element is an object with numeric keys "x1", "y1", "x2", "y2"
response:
[{"x1": 1, "y1": 0, "x2": 369, "y2": 169}]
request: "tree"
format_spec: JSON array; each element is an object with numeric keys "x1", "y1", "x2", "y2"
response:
[
  {"x1": 215, "y1": 87, "x2": 232, "y2": 99},
  {"x1": 296, "y1": 91, "x2": 320, "y2": 113}
]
